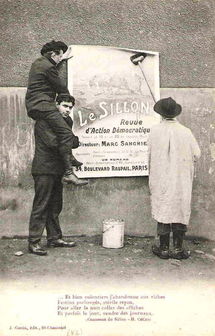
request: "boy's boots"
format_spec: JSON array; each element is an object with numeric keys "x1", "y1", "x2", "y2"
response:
[
  {"x1": 62, "y1": 153, "x2": 88, "y2": 186},
  {"x1": 152, "y1": 234, "x2": 170, "y2": 259},
  {"x1": 172, "y1": 231, "x2": 190, "y2": 259}
]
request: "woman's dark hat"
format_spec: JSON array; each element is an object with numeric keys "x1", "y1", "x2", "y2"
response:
[
  {"x1": 41, "y1": 40, "x2": 68, "y2": 55},
  {"x1": 153, "y1": 97, "x2": 182, "y2": 118}
]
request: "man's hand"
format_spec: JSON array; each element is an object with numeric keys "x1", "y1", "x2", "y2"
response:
[
  {"x1": 61, "y1": 45, "x2": 73, "y2": 61},
  {"x1": 72, "y1": 136, "x2": 80, "y2": 149}
]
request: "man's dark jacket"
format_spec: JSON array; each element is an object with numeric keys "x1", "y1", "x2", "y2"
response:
[
  {"x1": 32, "y1": 116, "x2": 77, "y2": 175},
  {"x1": 25, "y1": 55, "x2": 69, "y2": 114}
]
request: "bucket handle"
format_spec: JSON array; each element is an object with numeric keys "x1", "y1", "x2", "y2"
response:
[{"x1": 102, "y1": 225, "x2": 115, "y2": 234}]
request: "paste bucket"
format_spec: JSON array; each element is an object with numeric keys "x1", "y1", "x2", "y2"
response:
[{"x1": 102, "y1": 219, "x2": 125, "y2": 248}]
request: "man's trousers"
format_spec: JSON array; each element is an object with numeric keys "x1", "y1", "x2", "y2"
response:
[
  {"x1": 29, "y1": 175, "x2": 63, "y2": 244},
  {"x1": 28, "y1": 109, "x2": 75, "y2": 154}
]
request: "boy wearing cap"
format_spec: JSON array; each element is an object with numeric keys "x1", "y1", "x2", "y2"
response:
[
  {"x1": 148, "y1": 97, "x2": 201, "y2": 260},
  {"x1": 25, "y1": 40, "x2": 87, "y2": 186}
]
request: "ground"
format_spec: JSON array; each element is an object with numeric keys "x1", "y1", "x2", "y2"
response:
[
  {"x1": 1, "y1": 235, "x2": 215, "y2": 336},
  {"x1": 1, "y1": 235, "x2": 215, "y2": 286}
]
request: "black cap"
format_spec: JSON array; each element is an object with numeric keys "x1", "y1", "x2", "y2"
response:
[{"x1": 40, "y1": 40, "x2": 68, "y2": 55}]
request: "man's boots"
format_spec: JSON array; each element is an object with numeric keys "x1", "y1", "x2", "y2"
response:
[
  {"x1": 172, "y1": 231, "x2": 190, "y2": 259},
  {"x1": 61, "y1": 153, "x2": 88, "y2": 186},
  {"x1": 152, "y1": 234, "x2": 170, "y2": 259},
  {"x1": 70, "y1": 152, "x2": 83, "y2": 167}
]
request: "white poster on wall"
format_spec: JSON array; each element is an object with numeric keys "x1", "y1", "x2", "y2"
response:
[{"x1": 68, "y1": 45, "x2": 160, "y2": 178}]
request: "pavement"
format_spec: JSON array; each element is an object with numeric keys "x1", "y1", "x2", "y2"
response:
[
  {"x1": 1, "y1": 235, "x2": 215, "y2": 336},
  {"x1": 1, "y1": 235, "x2": 215, "y2": 287}
]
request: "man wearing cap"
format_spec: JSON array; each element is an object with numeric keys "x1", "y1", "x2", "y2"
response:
[
  {"x1": 148, "y1": 97, "x2": 201, "y2": 260},
  {"x1": 25, "y1": 40, "x2": 88, "y2": 186}
]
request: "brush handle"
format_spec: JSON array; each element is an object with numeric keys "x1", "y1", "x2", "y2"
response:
[{"x1": 137, "y1": 62, "x2": 156, "y2": 103}]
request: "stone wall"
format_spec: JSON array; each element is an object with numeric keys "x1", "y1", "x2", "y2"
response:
[
  {"x1": 0, "y1": 0, "x2": 214, "y2": 239},
  {"x1": 0, "y1": 0, "x2": 214, "y2": 88}
]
